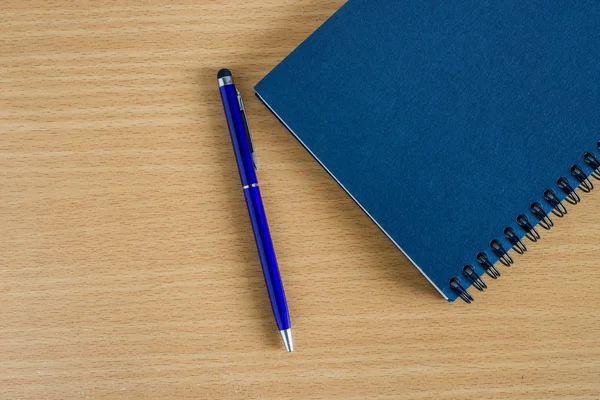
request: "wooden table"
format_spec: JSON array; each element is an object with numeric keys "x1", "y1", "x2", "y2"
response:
[{"x1": 2, "y1": 1, "x2": 599, "y2": 398}]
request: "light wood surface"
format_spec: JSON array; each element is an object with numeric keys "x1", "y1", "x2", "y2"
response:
[{"x1": 2, "y1": 1, "x2": 599, "y2": 399}]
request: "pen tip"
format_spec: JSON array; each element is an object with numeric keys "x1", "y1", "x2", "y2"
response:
[
  {"x1": 280, "y1": 329, "x2": 294, "y2": 352},
  {"x1": 217, "y1": 68, "x2": 232, "y2": 79}
]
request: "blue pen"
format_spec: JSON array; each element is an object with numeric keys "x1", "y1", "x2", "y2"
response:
[{"x1": 217, "y1": 69, "x2": 293, "y2": 352}]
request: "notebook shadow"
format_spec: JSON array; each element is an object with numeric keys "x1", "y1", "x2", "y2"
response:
[{"x1": 298, "y1": 170, "x2": 442, "y2": 302}]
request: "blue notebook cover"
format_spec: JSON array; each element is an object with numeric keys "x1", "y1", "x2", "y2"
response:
[{"x1": 255, "y1": 0, "x2": 600, "y2": 301}]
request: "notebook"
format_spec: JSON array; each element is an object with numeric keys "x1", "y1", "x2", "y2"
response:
[{"x1": 254, "y1": 0, "x2": 600, "y2": 302}]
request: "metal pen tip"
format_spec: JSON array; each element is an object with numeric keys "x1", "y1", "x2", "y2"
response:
[{"x1": 280, "y1": 329, "x2": 294, "y2": 352}]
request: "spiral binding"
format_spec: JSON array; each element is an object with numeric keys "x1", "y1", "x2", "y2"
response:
[{"x1": 450, "y1": 143, "x2": 600, "y2": 303}]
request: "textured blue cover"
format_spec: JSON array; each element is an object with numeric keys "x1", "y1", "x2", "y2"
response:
[{"x1": 255, "y1": 0, "x2": 600, "y2": 301}]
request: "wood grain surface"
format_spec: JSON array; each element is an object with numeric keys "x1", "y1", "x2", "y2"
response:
[{"x1": 1, "y1": 1, "x2": 599, "y2": 399}]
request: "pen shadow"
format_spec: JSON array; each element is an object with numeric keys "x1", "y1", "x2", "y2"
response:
[{"x1": 194, "y1": 68, "x2": 283, "y2": 349}]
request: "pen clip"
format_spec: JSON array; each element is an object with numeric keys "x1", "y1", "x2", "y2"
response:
[{"x1": 236, "y1": 89, "x2": 259, "y2": 170}]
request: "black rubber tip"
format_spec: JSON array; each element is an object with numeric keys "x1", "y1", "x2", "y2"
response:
[{"x1": 217, "y1": 68, "x2": 232, "y2": 79}]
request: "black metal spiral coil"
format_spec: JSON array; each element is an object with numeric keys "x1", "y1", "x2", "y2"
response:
[
  {"x1": 463, "y1": 265, "x2": 487, "y2": 291},
  {"x1": 571, "y1": 165, "x2": 594, "y2": 192},
  {"x1": 450, "y1": 145, "x2": 598, "y2": 303},
  {"x1": 530, "y1": 202, "x2": 554, "y2": 230},
  {"x1": 517, "y1": 214, "x2": 541, "y2": 242},
  {"x1": 543, "y1": 189, "x2": 568, "y2": 217},
  {"x1": 504, "y1": 227, "x2": 527, "y2": 254},
  {"x1": 584, "y1": 152, "x2": 600, "y2": 180},
  {"x1": 476, "y1": 252, "x2": 500, "y2": 279},
  {"x1": 490, "y1": 239, "x2": 513, "y2": 266},
  {"x1": 557, "y1": 177, "x2": 581, "y2": 205},
  {"x1": 450, "y1": 278, "x2": 473, "y2": 303}
]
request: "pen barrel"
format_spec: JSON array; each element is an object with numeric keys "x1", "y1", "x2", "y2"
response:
[
  {"x1": 219, "y1": 83, "x2": 258, "y2": 186},
  {"x1": 243, "y1": 185, "x2": 291, "y2": 331}
]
